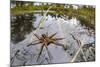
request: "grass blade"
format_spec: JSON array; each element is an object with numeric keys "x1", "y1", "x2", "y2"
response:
[
  {"x1": 34, "y1": 6, "x2": 53, "y2": 34},
  {"x1": 70, "y1": 41, "x2": 84, "y2": 62}
]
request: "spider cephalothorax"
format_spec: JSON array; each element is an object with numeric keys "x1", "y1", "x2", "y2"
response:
[{"x1": 27, "y1": 32, "x2": 65, "y2": 62}]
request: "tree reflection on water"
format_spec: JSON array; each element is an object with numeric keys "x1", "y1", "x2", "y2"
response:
[{"x1": 11, "y1": 14, "x2": 36, "y2": 43}]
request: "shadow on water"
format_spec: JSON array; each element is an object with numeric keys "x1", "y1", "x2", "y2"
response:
[{"x1": 11, "y1": 14, "x2": 36, "y2": 43}]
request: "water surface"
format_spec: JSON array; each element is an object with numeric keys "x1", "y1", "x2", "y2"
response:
[{"x1": 11, "y1": 13, "x2": 95, "y2": 66}]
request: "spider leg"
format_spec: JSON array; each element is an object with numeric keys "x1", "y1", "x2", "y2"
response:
[
  {"x1": 49, "y1": 32, "x2": 57, "y2": 38},
  {"x1": 37, "y1": 45, "x2": 44, "y2": 62},
  {"x1": 33, "y1": 33, "x2": 40, "y2": 39},
  {"x1": 52, "y1": 38, "x2": 65, "y2": 41},
  {"x1": 27, "y1": 42, "x2": 41, "y2": 47},
  {"x1": 45, "y1": 45, "x2": 53, "y2": 62},
  {"x1": 53, "y1": 42, "x2": 67, "y2": 50}
]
